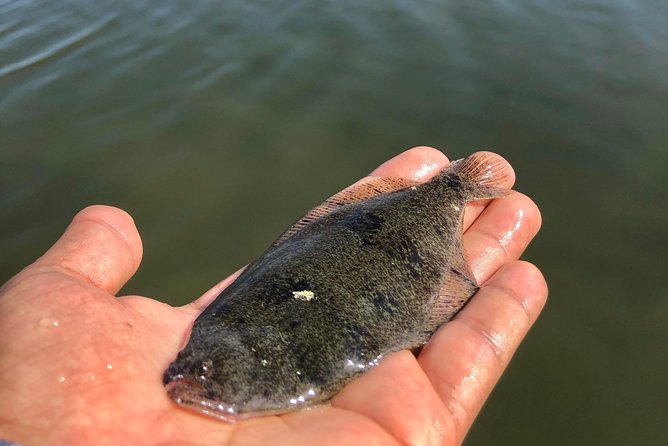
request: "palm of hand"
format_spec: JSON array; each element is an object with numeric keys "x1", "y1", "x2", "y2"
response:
[{"x1": 0, "y1": 148, "x2": 546, "y2": 446}]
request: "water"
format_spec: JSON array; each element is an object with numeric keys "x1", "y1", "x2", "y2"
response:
[{"x1": 1, "y1": 0, "x2": 667, "y2": 444}]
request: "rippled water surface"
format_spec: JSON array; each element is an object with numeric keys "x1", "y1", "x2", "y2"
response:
[{"x1": 1, "y1": 1, "x2": 667, "y2": 444}]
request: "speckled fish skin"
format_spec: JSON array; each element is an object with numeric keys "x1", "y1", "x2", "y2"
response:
[{"x1": 163, "y1": 151, "x2": 512, "y2": 421}]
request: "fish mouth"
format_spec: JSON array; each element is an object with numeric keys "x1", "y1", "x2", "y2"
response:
[
  {"x1": 165, "y1": 377, "x2": 239, "y2": 422},
  {"x1": 166, "y1": 378, "x2": 311, "y2": 422}
]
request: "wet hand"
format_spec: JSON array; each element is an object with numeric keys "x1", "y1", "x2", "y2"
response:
[{"x1": 0, "y1": 147, "x2": 547, "y2": 445}]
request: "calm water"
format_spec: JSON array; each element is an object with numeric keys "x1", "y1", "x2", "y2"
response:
[{"x1": 1, "y1": 0, "x2": 667, "y2": 444}]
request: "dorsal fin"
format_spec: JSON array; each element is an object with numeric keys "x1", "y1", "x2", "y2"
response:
[{"x1": 272, "y1": 176, "x2": 418, "y2": 247}]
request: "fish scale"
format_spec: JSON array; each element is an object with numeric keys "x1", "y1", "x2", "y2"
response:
[{"x1": 163, "y1": 151, "x2": 512, "y2": 421}]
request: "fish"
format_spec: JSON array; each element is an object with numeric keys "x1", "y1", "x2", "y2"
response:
[{"x1": 163, "y1": 151, "x2": 512, "y2": 421}]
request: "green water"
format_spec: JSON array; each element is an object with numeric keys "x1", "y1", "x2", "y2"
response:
[{"x1": 1, "y1": 0, "x2": 667, "y2": 444}]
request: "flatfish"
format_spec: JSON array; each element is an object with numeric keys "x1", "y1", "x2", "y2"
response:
[{"x1": 163, "y1": 151, "x2": 512, "y2": 421}]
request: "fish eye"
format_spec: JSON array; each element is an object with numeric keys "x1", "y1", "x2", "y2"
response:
[{"x1": 197, "y1": 360, "x2": 213, "y2": 379}]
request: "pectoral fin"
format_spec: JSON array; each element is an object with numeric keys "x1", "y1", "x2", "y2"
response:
[{"x1": 423, "y1": 263, "x2": 479, "y2": 336}]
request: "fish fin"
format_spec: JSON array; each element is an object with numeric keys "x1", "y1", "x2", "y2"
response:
[
  {"x1": 423, "y1": 263, "x2": 479, "y2": 335},
  {"x1": 450, "y1": 151, "x2": 514, "y2": 199},
  {"x1": 272, "y1": 176, "x2": 419, "y2": 246}
]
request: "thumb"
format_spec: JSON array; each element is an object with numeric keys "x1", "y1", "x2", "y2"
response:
[{"x1": 29, "y1": 205, "x2": 143, "y2": 295}]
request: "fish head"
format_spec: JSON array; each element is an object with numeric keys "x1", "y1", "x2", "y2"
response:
[
  {"x1": 163, "y1": 342, "x2": 243, "y2": 421},
  {"x1": 161, "y1": 319, "x2": 271, "y2": 422},
  {"x1": 163, "y1": 324, "x2": 305, "y2": 421}
]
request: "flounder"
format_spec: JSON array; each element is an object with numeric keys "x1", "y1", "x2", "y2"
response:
[{"x1": 164, "y1": 151, "x2": 512, "y2": 421}]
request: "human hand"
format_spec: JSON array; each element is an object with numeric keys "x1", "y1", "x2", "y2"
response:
[{"x1": 0, "y1": 147, "x2": 546, "y2": 446}]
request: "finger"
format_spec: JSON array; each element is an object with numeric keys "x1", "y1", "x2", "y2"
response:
[
  {"x1": 418, "y1": 261, "x2": 548, "y2": 444},
  {"x1": 31, "y1": 205, "x2": 143, "y2": 295},
  {"x1": 182, "y1": 266, "x2": 245, "y2": 316},
  {"x1": 336, "y1": 146, "x2": 450, "y2": 200},
  {"x1": 370, "y1": 145, "x2": 450, "y2": 180},
  {"x1": 464, "y1": 191, "x2": 542, "y2": 284}
]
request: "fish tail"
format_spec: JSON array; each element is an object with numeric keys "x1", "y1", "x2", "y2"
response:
[{"x1": 450, "y1": 151, "x2": 514, "y2": 199}]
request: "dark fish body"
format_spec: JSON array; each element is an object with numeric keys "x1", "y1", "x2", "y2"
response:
[{"x1": 164, "y1": 152, "x2": 511, "y2": 421}]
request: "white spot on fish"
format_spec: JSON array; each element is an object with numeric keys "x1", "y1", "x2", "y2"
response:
[
  {"x1": 106, "y1": 363, "x2": 113, "y2": 370},
  {"x1": 292, "y1": 290, "x2": 315, "y2": 301},
  {"x1": 57, "y1": 375, "x2": 66, "y2": 383}
]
